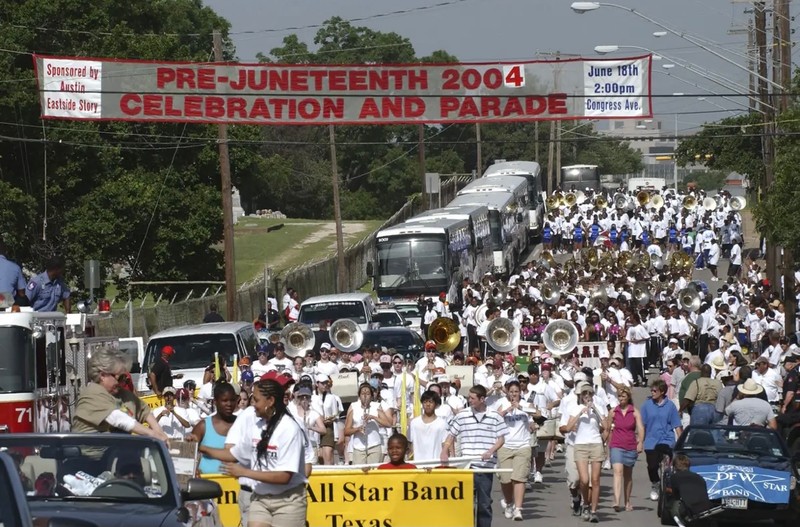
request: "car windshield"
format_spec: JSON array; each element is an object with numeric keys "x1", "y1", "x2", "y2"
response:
[
  {"x1": 145, "y1": 334, "x2": 240, "y2": 372},
  {"x1": 373, "y1": 312, "x2": 404, "y2": 327},
  {"x1": 681, "y1": 427, "x2": 786, "y2": 458},
  {"x1": 394, "y1": 305, "x2": 421, "y2": 320},
  {"x1": 0, "y1": 436, "x2": 175, "y2": 503},
  {"x1": 298, "y1": 301, "x2": 367, "y2": 325},
  {"x1": 363, "y1": 331, "x2": 424, "y2": 354}
]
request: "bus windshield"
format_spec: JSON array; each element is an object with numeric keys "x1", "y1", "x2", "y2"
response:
[
  {"x1": 0, "y1": 327, "x2": 35, "y2": 393},
  {"x1": 376, "y1": 238, "x2": 447, "y2": 289}
]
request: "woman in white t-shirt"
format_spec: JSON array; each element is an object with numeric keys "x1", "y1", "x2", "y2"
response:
[
  {"x1": 344, "y1": 383, "x2": 393, "y2": 465},
  {"x1": 221, "y1": 378, "x2": 309, "y2": 527},
  {"x1": 565, "y1": 383, "x2": 609, "y2": 523},
  {"x1": 496, "y1": 380, "x2": 534, "y2": 521},
  {"x1": 289, "y1": 385, "x2": 326, "y2": 464}
]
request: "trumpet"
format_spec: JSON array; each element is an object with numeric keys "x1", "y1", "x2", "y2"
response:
[
  {"x1": 427, "y1": 317, "x2": 461, "y2": 354},
  {"x1": 281, "y1": 322, "x2": 315, "y2": 358},
  {"x1": 485, "y1": 317, "x2": 521, "y2": 353},
  {"x1": 542, "y1": 319, "x2": 579, "y2": 357}
]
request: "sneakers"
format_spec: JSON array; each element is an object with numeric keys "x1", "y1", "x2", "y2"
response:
[
  {"x1": 582, "y1": 507, "x2": 591, "y2": 521},
  {"x1": 602, "y1": 459, "x2": 611, "y2": 470},
  {"x1": 534, "y1": 471, "x2": 543, "y2": 484},
  {"x1": 500, "y1": 499, "x2": 508, "y2": 509},
  {"x1": 556, "y1": 444, "x2": 564, "y2": 453},
  {"x1": 504, "y1": 504, "x2": 514, "y2": 519},
  {"x1": 650, "y1": 484, "x2": 660, "y2": 501},
  {"x1": 513, "y1": 509, "x2": 523, "y2": 521},
  {"x1": 572, "y1": 499, "x2": 582, "y2": 516},
  {"x1": 589, "y1": 512, "x2": 599, "y2": 523}
]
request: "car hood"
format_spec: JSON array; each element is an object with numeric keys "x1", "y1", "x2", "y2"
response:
[{"x1": 30, "y1": 501, "x2": 179, "y2": 527}]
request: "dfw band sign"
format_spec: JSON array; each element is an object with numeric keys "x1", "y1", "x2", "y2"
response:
[{"x1": 33, "y1": 54, "x2": 652, "y2": 125}]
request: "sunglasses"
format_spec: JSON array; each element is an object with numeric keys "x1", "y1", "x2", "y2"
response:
[{"x1": 392, "y1": 361, "x2": 403, "y2": 365}]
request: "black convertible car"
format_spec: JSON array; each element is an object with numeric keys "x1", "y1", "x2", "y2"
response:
[
  {"x1": 0, "y1": 434, "x2": 221, "y2": 527},
  {"x1": 659, "y1": 425, "x2": 800, "y2": 526}
]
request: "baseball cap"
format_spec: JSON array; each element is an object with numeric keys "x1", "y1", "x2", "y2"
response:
[
  {"x1": 598, "y1": 349, "x2": 610, "y2": 360},
  {"x1": 681, "y1": 351, "x2": 693, "y2": 360},
  {"x1": 294, "y1": 386, "x2": 313, "y2": 397},
  {"x1": 669, "y1": 338, "x2": 679, "y2": 344},
  {"x1": 755, "y1": 356, "x2": 769, "y2": 364},
  {"x1": 316, "y1": 373, "x2": 331, "y2": 383},
  {"x1": 260, "y1": 370, "x2": 295, "y2": 388},
  {"x1": 162, "y1": 386, "x2": 176, "y2": 395},
  {"x1": 425, "y1": 340, "x2": 437, "y2": 351},
  {"x1": 320, "y1": 343, "x2": 332, "y2": 351},
  {"x1": 573, "y1": 372, "x2": 588, "y2": 383},
  {"x1": 241, "y1": 370, "x2": 255, "y2": 384},
  {"x1": 162, "y1": 345, "x2": 175, "y2": 356},
  {"x1": 379, "y1": 354, "x2": 392, "y2": 364}
]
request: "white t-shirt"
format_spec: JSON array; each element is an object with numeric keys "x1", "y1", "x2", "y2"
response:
[
  {"x1": 730, "y1": 244, "x2": 742, "y2": 265},
  {"x1": 268, "y1": 357, "x2": 295, "y2": 374},
  {"x1": 409, "y1": 415, "x2": 449, "y2": 462},
  {"x1": 153, "y1": 406, "x2": 189, "y2": 440},
  {"x1": 251, "y1": 360, "x2": 274, "y2": 378},
  {"x1": 570, "y1": 403, "x2": 608, "y2": 445},
  {"x1": 315, "y1": 361, "x2": 339, "y2": 378},
  {"x1": 496, "y1": 399, "x2": 533, "y2": 449},
  {"x1": 230, "y1": 412, "x2": 308, "y2": 496},
  {"x1": 626, "y1": 324, "x2": 649, "y2": 358}
]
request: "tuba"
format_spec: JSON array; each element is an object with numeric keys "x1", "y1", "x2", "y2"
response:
[
  {"x1": 542, "y1": 319, "x2": 579, "y2": 357},
  {"x1": 632, "y1": 281, "x2": 651, "y2": 305},
  {"x1": 574, "y1": 190, "x2": 587, "y2": 204},
  {"x1": 637, "y1": 251, "x2": 651, "y2": 270},
  {"x1": 280, "y1": 322, "x2": 315, "y2": 358},
  {"x1": 677, "y1": 287, "x2": 702, "y2": 312},
  {"x1": 682, "y1": 195, "x2": 697, "y2": 210},
  {"x1": 618, "y1": 250, "x2": 633, "y2": 269},
  {"x1": 541, "y1": 250, "x2": 556, "y2": 270},
  {"x1": 328, "y1": 319, "x2": 364, "y2": 353},
  {"x1": 474, "y1": 304, "x2": 489, "y2": 327},
  {"x1": 545, "y1": 194, "x2": 561, "y2": 209},
  {"x1": 586, "y1": 247, "x2": 599, "y2": 268},
  {"x1": 588, "y1": 286, "x2": 608, "y2": 309},
  {"x1": 564, "y1": 193, "x2": 578, "y2": 207},
  {"x1": 613, "y1": 192, "x2": 628, "y2": 209},
  {"x1": 427, "y1": 317, "x2": 461, "y2": 354},
  {"x1": 730, "y1": 196, "x2": 746, "y2": 211},
  {"x1": 492, "y1": 284, "x2": 507, "y2": 305},
  {"x1": 594, "y1": 195, "x2": 608, "y2": 209},
  {"x1": 702, "y1": 197, "x2": 717, "y2": 211},
  {"x1": 650, "y1": 194, "x2": 665, "y2": 209},
  {"x1": 636, "y1": 190, "x2": 651, "y2": 207},
  {"x1": 485, "y1": 317, "x2": 521, "y2": 353},
  {"x1": 541, "y1": 279, "x2": 561, "y2": 305}
]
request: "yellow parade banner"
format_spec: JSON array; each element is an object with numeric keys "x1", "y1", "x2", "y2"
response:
[{"x1": 204, "y1": 470, "x2": 474, "y2": 527}]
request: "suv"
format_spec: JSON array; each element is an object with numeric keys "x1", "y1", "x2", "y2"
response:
[
  {"x1": 298, "y1": 293, "x2": 377, "y2": 331},
  {"x1": 373, "y1": 308, "x2": 412, "y2": 329}
]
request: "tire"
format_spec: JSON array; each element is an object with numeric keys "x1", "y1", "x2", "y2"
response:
[{"x1": 659, "y1": 497, "x2": 676, "y2": 526}]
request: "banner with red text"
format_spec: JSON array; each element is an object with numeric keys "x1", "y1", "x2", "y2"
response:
[{"x1": 33, "y1": 55, "x2": 653, "y2": 125}]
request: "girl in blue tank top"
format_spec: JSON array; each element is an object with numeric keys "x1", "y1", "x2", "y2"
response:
[{"x1": 189, "y1": 382, "x2": 238, "y2": 474}]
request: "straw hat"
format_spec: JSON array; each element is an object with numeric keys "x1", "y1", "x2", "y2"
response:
[
  {"x1": 738, "y1": 378, "x2": 764, "y2": 396},
  {"x1": 710, "y1": 356, "x2": 727, "y2": 370}
]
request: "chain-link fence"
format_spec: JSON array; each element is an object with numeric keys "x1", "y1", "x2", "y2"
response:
[{"x1": 94, "y1": 190, "x2": 450, "y2": 339}]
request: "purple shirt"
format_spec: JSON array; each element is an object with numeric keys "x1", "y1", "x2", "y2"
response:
[{"x1": 609, "y1": 405, "x2": 638, "y2": 451}]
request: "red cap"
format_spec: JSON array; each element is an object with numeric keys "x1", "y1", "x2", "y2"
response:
[
  {"x1": 425, "y1": 340, "x2": 437, "y2": 351},
  {"x1": 261, "y1": 370, "x2": 296, "y2": 388},
  {"x1": 162, "y1": 345, "x2": 175, "y2": 356},
  {"x1": 439, "y1": 292, "x2": 446, "y2": 299}
]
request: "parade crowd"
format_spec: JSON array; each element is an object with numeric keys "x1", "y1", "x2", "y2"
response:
[{"x1": 41, "y1": 186, "x2": 800, "y2": 527}]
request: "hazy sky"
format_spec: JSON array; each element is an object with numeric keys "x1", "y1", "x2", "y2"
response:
[{"x1": 204, "y1": 0, "x2": 776, "y2": 133}]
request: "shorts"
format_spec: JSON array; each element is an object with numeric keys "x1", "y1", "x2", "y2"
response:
[
  {"x1": 497, "y1": 446, "x2": 532, "y2": 484},
  {"x1": 609, "y1": 447, "x2": 637, "y2": 467},
  {"x1": 250, "y1": 485, "x2": 307, "y2": 527},
  {"x1": 573, "y1": 443, "x2": 605, "y2": 463},
  {"x1": 320, "y1": 423, "x2": 335, "y2": 448}
]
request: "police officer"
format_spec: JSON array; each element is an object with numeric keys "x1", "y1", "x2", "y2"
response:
[
  {"x1": 0, "y1": 238, "x2": 26, "y2": 302},
  {"x1": 26, "y1": 256, "x2": 70, "y2": 312},
  {"x1": 777, "y1": 353, "x2": 800, "y2": 434}
]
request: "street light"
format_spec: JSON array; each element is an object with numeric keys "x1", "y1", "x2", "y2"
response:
[
  {"x1": 654, "y1": 69, "x2": 755, "y2": 114},
  {"x1": 570, "y1": 1, "x2": 782, "y2": 91}
]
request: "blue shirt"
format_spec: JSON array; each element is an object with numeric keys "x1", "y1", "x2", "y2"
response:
[
  {"x1": 573, "y1": 226, "x2": 583, "y2": 242},
  {"x1": 0, "y1": 255, "x2": 26, "y2": 295},
  {"x1": 640, "y1": 397, "x2": 682, "y2": 450},
  {"x1": 26, "y1": 271, "x2": 70, "y2": 312}
]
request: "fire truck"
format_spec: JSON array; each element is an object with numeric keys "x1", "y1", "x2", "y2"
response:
[{"x1": 0, "y1": 296, "x2": 118, "y2": 434}]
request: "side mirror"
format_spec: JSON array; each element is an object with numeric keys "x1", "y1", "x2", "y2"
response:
[
  {"x1": 404, "y1": 320, "x2": 412, "y2": 327},
  {"x1": 366, "y1": 262, "x2": 374, "y2": 277},
  {"x1": 181, "y1": 478, "x2": 222, "y2": 502}
]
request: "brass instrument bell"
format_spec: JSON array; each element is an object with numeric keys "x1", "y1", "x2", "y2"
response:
[{"x1": 427, "y1": 317, "x2": 461, "y2": 354}]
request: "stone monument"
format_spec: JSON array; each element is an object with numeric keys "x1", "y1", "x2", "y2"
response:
[{"x1": 231, "y1": 186, "x2": 246, "y2": 224}]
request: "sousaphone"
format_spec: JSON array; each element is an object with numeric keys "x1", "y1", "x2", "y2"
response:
[
  {"x1": 650, "y1": 194, "x2": 665, "y2": 209},
  {"x1": 280, "y1": 322, "x2": 315, "y2": 358},
  {"x1": 632, "y1": 282, "x2": 651, "y2": 305},
  {"x1": 541, "y1": 278, "x2": 561, "y2": 305},
  {"x1": 427, "y1": 317, "x2": 461, "y2": 354},
  {"x1": 485, "y1": 317, "x2": 521, "y2": 354},
  {"x1": 677, "y1": 287, "x2": 702, "y2": 312},
  {"x1": 730, "y1": 196, "x2": 746, "y2": 211},
  {"x1": 474, "y1": 304, "x2": 489, "y2": 326},
  {"x1": 328, "y1": 319, "x2": 364, "y2": 353},
  {"x1": 542, "y1": 319, "x2": 579, "y2": 357}
]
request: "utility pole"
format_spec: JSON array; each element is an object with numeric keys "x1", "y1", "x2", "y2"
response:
[
  {"x1": 329, "y1": 124, "x2": 347, "y2": 293},
  {"x1": 555, "y1": 120, "x2": 562, "y2": 188},
  {"x1": 475, "y1": 123, "x2": 482, "y2": 176},
  {"x1": 418, "y1": 124, "x2": 426, "y2": 196},
  {"x1": 213, "y1": 31, "x2": 237, "y2": 320},
  {"x1": 534, "y1": 121, "x2": 540, "y2": 162}
]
